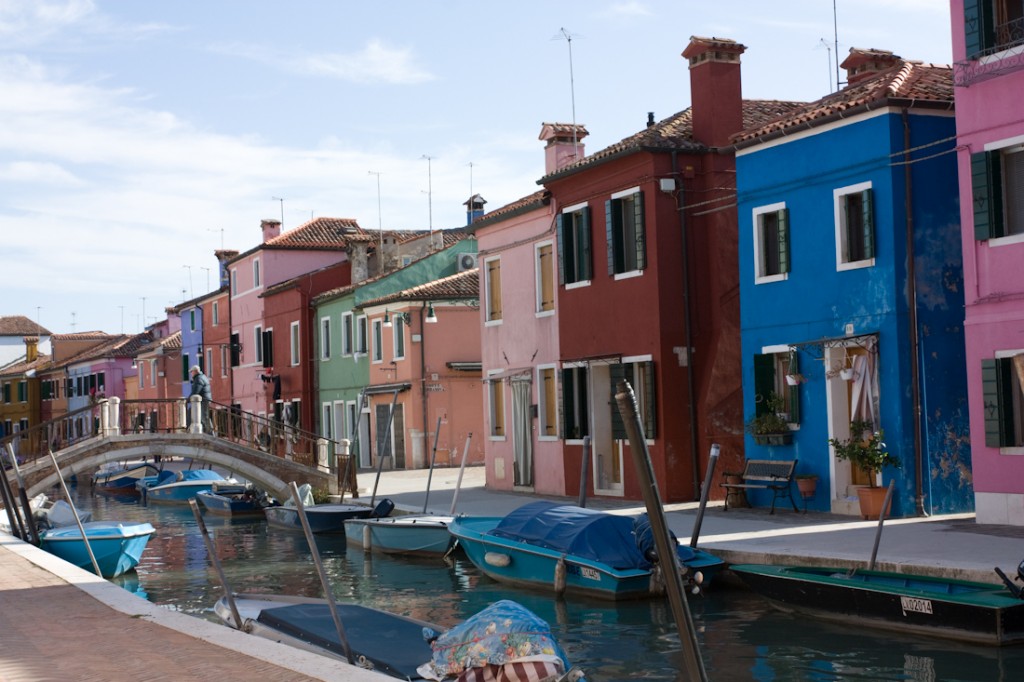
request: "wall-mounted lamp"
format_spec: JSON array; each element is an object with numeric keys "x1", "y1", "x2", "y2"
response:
[
  {"x1": 131, "y1": 358, "x2": 137, "y2": 368},
  {"x1": 425, "y1": 303, "x2": 438, "y2": 324},
  {"x1": 382, "y1": 309, "x2": 411, "y2": 328}
]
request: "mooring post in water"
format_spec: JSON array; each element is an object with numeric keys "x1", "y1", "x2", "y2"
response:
[
  {"x1": 290, "y1": 481, "x2": 354, "y2": 665},
  {"x1": 690, "y1": 444, "x2": 719, "y2": 548},
  {"x1": 868, "y1": 480, "x2": 896, "y2": 571},
  {"x1": 449, "y1": 433, "x2": 472, "y2": 516},
  {"x1": 423, "y1": 416, "x2": 443, "y2": 513},
  {"x1": 189, "y1": 498, "x2": 243, "y2": 630},
  {"x1": 577, "y1": 435, "x2": 591, "y2": 508},
  {"x1": 0, "y1": 454, "x2": 28, "y2": 540},
  {"x1": 615, "y1": 380, "x2": 708, "y2": 682},
  {"x1": 46, "y1": 449, "x2": 102, "y2": 577},
  {"x1": 6, "y1": 442, "x2": 39, "y2": 543}
]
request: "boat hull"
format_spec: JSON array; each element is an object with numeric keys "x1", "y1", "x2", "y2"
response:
[
  {"x1": 144, "y1": 481, "x2": 219, "y2": 504},
  {"x1": 344, "y1": 515, "x2": 455, "y2": 556},
  {"x1": 264, "y1": 504, "x2": 373, "y2": 534},
  {"x1": 93, "y1": 463, "x2": 160, "y2": 495},
  {"x1": 195, "y1": 490, "x2": 274, "y2": 516},
  {"x1": 214, "y1": 593, "x2": 436, "y2": 679},
  {"x1": 449, "y1": 515, "x2": 723, "y2": 601},
  {"x1": 731, "y1": 564, "x2": 1024, "y2": 646},
  {"x1": 39, "y1": 521, "x2": 155, "y2": 578}
]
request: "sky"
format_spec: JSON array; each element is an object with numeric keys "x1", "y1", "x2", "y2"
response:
[{"x1": 0, "y1": 0, "x2": 954, "y2": 337}]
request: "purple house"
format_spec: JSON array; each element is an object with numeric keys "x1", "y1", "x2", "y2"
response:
[{"x1": 952, "y1": 0, "x2": 1024, "y2": 524}]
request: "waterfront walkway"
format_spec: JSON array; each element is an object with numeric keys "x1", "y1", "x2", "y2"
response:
[{"x1": 2, "y1": 465, "x2": 1023, "y2": 681}]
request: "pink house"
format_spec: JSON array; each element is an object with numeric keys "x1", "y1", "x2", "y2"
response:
[
  {"x1": 227, "y1": 218, "x2": 360, "y2": 418},
  {"x1": 952, "y1": 0, "x2": 1024, "y2": 524},
  {"x1": 466, "y1": 124, "x2": 584, "y2": 495}
]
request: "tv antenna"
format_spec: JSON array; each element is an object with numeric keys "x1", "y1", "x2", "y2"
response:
[
  {"x1": 369, "y1": 171, "x2": 384, "y2": 257},
  {"x1": 272, "y1": 196, "x2": 285, "y2": 228},
  {"x1": 422, "y1": 155, "x2": 435, "y2": 247},
  {"x1": 554, "y1": 27, "x2": 582, "y2": 159},
  {"x1": 208, "y1": 227, "x2": 225, "y2": 250},
  {"x1": 817, "y1": 39, "x2": 834, "y2": 92}
]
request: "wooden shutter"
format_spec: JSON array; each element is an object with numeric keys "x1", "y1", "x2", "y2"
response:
[
  {"x1": 579, "y1": 208, "x2": 592, "y2": 281},
  {"x1": 642, "y1": 361, "x2": 656, "y2": 438},
  {"x1": 753, "y1": 353, "x2": 776, "y2": 417},
  {"x1": 539, "y1": 244, "x2": 554, "y2": 311},
  {"x1": 198, "y1": 353, "x2": 205, "y2": 374},
  {"x1": 605, "y1": 199, "x2": 616, "y2": 275},
  {"x1": 230, "y1": 333, "x2": 240, "y2": 367},
  {"x1": 972, "y1": 151, "x2": 1002, "y2": 240},
  {"x1": 787, "y1": 350, "x2": 801, "y2": 424},
  {"x1": 262, "y1": 330, "x2": 274, "y2": 368},
  {"x1": 861, "y1": 189, "x2": 875, "y2": 260},
  {"x1": 964, "y1": 0, "x2": 994, "y2": 59},
  {"x1": 610, "y1": 363, "x2": 627, "y2": 440},
  {"x1": 543, "y1": 369, "x2": 557, "y2": 436},
  {"x1": 182, "y1": 354, "x2": 190, "y2": 381},
  {"x1": 487, "y1": 259, "x2": 502, "y2": 321},
  {"x1": 561, "y1": 368, "x2": 575, "y2": 439},
  {"x1": 981, "y1": 359, "x2": 1005, "y2": 447},
  {"x1": 555, "y1": 214, "x2": 566, "y2": 285},
  {"x1": 634, "y1": 191, "x2": 647, "y2": 271},
  {"x1": 778, "y1": 209, "x2": 790, "y2": 273}
]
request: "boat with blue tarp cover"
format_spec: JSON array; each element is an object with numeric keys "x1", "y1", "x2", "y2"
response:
[
  {"x1": 731, "y1": 561, "x2": 1024, "y2": 646},
  {"x1": 139, "y1": 469, "x2": 228, "y2": 504},
  {"x1": 92, "y1": 461, "x2": 161, "y2": 495},
  {"x1": 39, "y1": 520, "x2": 155, "y2": 578},
  {"x1": 448, "y1": 500, "x2": 725, "y2": 601}
]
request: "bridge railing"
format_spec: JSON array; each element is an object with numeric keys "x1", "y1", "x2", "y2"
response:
[{"x1": 2, "y1": 400, "x2": 110, "y2": 468}]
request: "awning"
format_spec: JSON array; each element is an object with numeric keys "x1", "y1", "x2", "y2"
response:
[
  {"x1": 561, "y1": 353, "x2": 622, "y2": 366},
  {"x1": 446, "y1": 361, "x2": 482, "y2": 372},
  {"x1": 789, "y1": 333, "x2": 877, "y2": 360},
  {"x1": 484, "y1": 367, "x2": 532, "y2": 383},
  {"x1": 361, "y1": 382, "x2": 412, "y2": 395}
]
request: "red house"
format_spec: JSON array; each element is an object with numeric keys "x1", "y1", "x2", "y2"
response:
[{"x1": 539, "y1": 36, "x2": 801, "y2": 502}]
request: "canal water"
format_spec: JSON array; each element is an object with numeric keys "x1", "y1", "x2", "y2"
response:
[{"x1": 65, "y1": 484, "x2": 1021, "y2": 682}]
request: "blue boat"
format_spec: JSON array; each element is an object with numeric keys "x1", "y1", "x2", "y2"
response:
[
  {"x1": 93, "y1": 461, "x2": 161, "y2": 495},
  {"x1": 448, "y1": 501, "x2": 725, "y2": 601},
  {"x1": 344, "y1": 514, "x2": 456, "y2": 556},
  {"x1": 38, "y1": 521, "x2": 155, "y2": 578},
  {"x1": 196, "y1": 482, "x2": 279, "y2": 517},
  {"x1": 265, "y1": 498, "x2": 394, "y2": 534},
  {"x1": 140, "y1": 469, "x2": 228, "y2": 504}
]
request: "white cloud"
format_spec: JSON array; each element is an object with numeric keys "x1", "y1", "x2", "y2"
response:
[
  {"x1": 213, "y1": 39, "x2": 435, "y2": 85},
  {"x1": 603, "y1": 2, "x2": 652, "y2": 18},
  {"x1": 0, "y1": 160, "x2": 82, "y2": 185}
]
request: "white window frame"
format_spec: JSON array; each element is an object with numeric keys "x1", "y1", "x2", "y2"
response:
[
  {"x1": 206, "y1": 348, "x2": 213, "y2": 378},
  {"x1": 189, "y1": 309, "x2": 197, "y2": 332},
  {"x1": 372, "y1": 318, "x2": 383, "y2": 363},
  {"x1": 356, "y1": 315, "x2": 368, "y2": 356},
  {"x1": 346, "y1": 401, "x2": 358, "y2": 441},
  {"x1": 253, "y1": 257, "x2": 261, "y2": 288},
  {"x1": 984, "y1": 138, "x2": 1024, "y2": 246},
  {"x1": 322, "y1": 403, "x2": 332, "y2": 439},
  {"x1": 561, "y1": 201, "x2": 592, "y2": 289},
  {"x1": 220, "y1": 346, "x2": 228, "y2": 378},
  {"x1": 753, "y1": 201, "x2": 789, "y2": 284},
  {"x1": 254, "y1": 325, "x2": 263, "y2": 365},
  {"x1": 290, "y1": 321, "x2": 300, "y2": 366},
  {"x1": 621, "y1": 354, "x2": 655, "y2": 445},
  {"x1": 320, "y1": 316, "x2": 331, "y2": 361},
  {"x1": 609, "y1": 186, "x2": 645, "y2": 279},
  {"x1": 537, "y1": 363, "x2": 559, "y2": 441},
  {"x1": 834, "y1": 181, "x2": 875, "y2": 271},
  {"x1": 150, "y1": 359, "x2": 157, "y2": 386},
  {"x1": 341, "y1": 312, "x2": 354, "y2": 356},
  {"x1": 230, "y1": 269, "x2": 238, "y2": 296}
]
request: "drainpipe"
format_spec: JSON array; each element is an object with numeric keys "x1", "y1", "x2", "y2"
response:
[
  {"x1": 902, "y1": 108, "x2": 927, "y2": 517},
  {"x1": 420, "y1": 302, "x2": 429, "y2": 469},
  {"x1": 672, "y1": 151, "x2": 701, "y2": 499}
]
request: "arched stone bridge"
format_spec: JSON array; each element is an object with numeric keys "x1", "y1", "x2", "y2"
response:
[{"x1": 18, "y1": 433, "x2": 336, "y2": 502}]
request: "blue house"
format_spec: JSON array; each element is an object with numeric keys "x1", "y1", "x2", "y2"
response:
[
  {"x1": 175, "y1": 300, "x2": 205, "y2": 398},
  {"x1": 734, "y1": 49, "x2": 969, "y2": 517}
]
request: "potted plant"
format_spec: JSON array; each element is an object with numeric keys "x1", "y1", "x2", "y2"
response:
[
  {"x1": 745, "y1": 393, "x2": 793, "y2": 445},
  {"x1": 828, "y1": 420, "x2": 900, "y2": 519},
  {"x1": 795, "y1": 473, "x2": 818, "y2": 499}
]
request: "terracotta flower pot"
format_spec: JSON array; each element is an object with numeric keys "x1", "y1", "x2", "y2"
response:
[
  {"x1": 796, "y1": 476, "x2": 818, "y2": 499},
  {"x1": 856, "y1": 486, "x2": 892, "y2": 520}
]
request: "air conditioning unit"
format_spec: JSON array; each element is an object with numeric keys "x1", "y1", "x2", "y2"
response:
[{"x1": 458, "y1": 253, "x2": 478, "y2": 272}]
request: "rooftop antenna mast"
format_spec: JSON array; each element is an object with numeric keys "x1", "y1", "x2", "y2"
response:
[
  {"x1": 468, "y1": 161, "x2": 475, "y2": 225},
  {"x1": 817, "y1": 39, "x2": 833, "y2": 92},
  {"x1": 369, "y1": 171, "x2": 384, "y2": 260},
  {"x1": 556, "y1": 27, "x2": 580, "y2": 159},
  {"x1": 421, "y1": 155, "x2": 435, "y2": 249},
  {"x1": 208, "y1": 227, "x2": 224, "y2": 250},
  {"x1": 272, "y1": 197, "x2": 285, "y2": 229},
  {"x1": 833, "y1": 0, "x2": 843, "y2": 91}
]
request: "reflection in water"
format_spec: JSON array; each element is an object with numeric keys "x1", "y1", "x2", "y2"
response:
[{"x1": 68, "y1": 484, "x2": 1021, "y2": 682}]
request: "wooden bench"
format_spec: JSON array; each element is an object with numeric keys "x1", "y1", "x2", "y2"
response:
[{"x1": 720, "y1": 459, "x2": 799, "y2": 514}]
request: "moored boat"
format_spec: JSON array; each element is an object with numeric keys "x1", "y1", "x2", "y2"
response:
[
  {"x1": 140, "y1": 469, "x2": 229, "y2": 504},
  {"x1": 264, "y1": 498, "x2": 394, "y2": 534},
  {"x1": 195, "y1": 481, "x2": 279, "y2": 517},
  {"x1": 730, "y1": 562, "x2": 1024, "y2": 646},
  {"x1": 38, "y1": 520, "x2": 155, "y2": 578},
  {"x1": 93, "y1": 461, "x2": 161, "y2": 495},
  {"x1": 448, "y1": 500, "x2": 725, "y2": 601},
  {"x1": 344, "y1": 514, "x2": 455, "y2": 556}
]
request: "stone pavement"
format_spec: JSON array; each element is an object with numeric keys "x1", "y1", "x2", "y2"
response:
[{"x1": 2, "y1": 463, "x2": 1023, "y2": 681}]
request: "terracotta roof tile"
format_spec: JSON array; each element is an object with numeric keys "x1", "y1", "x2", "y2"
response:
[
  {"x1": 136, "y1": 331, "x2": 181, "y2": 355},
  {"x1": 540, "y1": 99, "x2": 805, "y2": 182},
  {"x1": 358, "y1": 269, "x2": 479, "y2": 308},
  {"x1": 0, "y1": 316, "x2": 52, "y2": 336},
  {"x1": 732, "y1": 61, "x2": 953, "y2": 145},
  {"x1": 51, "y1": 331, "x2": 112, "y2": 341},
  {"x1": 60, "y1": 332, "x2": 152, "y2": 365},
  {"x1": 266, "y1": 217, "x2": 364, "y2": 249},
  {"x1": 469, "y1": 190, "x2": 549, "y2": 232},
  {"x1": 0, "y1": 353, "x2": 52, "y2": 376}
]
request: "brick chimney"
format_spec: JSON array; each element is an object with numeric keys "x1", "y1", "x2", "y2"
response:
[
  {"x1": 539, "y1": 122, "x2": 589, "y2": 175},
  {"x1": 841, "y1": 48, "x2": 901, "y2": 87},
  {"x1": 23, "y1": 336, "x2": 39, "y2": 363},
  {"x1": 682, "y1": 36, "x2": 747, "y2": 148},
  {"x1": 261, "y1": 219, "x2": 282, "y2": 242}
]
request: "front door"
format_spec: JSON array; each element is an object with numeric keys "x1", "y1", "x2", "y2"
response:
[
  {"x1": 590, "y1": 363, "x2": 624, "y2": 495},
  {"x1": 510, "y1": 377, "x2": 534, "y2": 487}
]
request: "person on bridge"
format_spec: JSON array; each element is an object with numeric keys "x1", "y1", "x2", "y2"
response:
[{"x1": 189, "y1": 365, "x2": 213, "y2": 433}]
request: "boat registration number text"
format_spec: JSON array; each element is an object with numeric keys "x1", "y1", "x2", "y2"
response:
[
  {"x1": 566, "y1": 564, "x2": 601, "y2": 581},
  {"x1": 900, "y1": 596, "x2": 933, "y2": 616}
]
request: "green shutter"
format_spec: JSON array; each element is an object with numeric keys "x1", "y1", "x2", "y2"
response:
[
  {"x1": 862, "y1": 189, "x2": 875, "y2": 259},
  {"x1": 579, "y1": 208, "x2": 592, "y2": 280},
  {"x1": 981, "y1": 359, "x2": 1004, "y2": 447},
  {"x1": 753, "y1": 353, "x2": 776, "y2": 417},
  {"x1": 777, "y1": 208, "x2": 790, "y2": 274},
  {"x1": 972, "y1": 151, "x2": 1002, "y2": 240},
  {"x1": 634, "y1": 191, "x2": 646, "y2": 270},
  {"x1": 610, "y1": 363, "x2": 627, "y2": 440},
  {"x1": 262, "y1": 330, "x2": 274, "y2": 368},
  {"x1": 182, "y1": 354, "x2": 190, "y2": 381},
  {"x1": 643, "y1": 361, "x2": 656, "y2": 438},
  {"x1": 561, "y1": 368, "x2": 574, "y2": 439},
  {"x1": 963, "y1": 0, "x2": 994, "y2": 60},
  {"x1": 605, "y1": 200, "x2": 616, "y2": 275},
  {"x1": 556, "y1": 214, "x2": 566, "y2": 285},
  {"x1": 198, "y1": 353, "x2": 205, "y2": 373}
]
